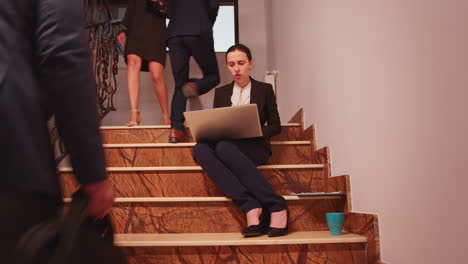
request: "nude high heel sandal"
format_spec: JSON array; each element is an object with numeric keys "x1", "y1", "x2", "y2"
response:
[{"x1": 126, "y1": 109, "x2": 142, "y2": 127}]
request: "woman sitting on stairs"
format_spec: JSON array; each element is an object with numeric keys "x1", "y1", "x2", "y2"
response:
[{"x1": 192, "y1": 44, "x2": 288, "y2": 237}]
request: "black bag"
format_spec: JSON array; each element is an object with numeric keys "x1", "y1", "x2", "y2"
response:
[
  {"x1": 16, "y1": 191, "x2": 126, "y2": 264},
  {"x1": 145, "y1": 0, "x2": 168, "y2": 18}
]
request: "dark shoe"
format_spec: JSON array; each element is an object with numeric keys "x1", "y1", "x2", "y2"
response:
[
  {"x1": 182, "y1": 82, "x2": 203, "y2": 111},
  {"x1": 169, "y1": 128, "x2": 189, "y2": 143},
  {"x1": 267, "y1": 208, "x2": 289, "y2": 237},
  {"x1": 267, "y1": 226, "x2": 288, "y2": 237},
  {"x1": 182, "y1": 82, "x2": 199, "y2": 97},
  {"x1": 241, "y1": 208, "x2": 270, "y2": 237},
  {"x1": 188, "y1": 96, "x2": 203, "y2": 111}
]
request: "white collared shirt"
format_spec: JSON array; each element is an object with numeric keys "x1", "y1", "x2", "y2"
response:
[{"x1": 231, "y1": 81, "x2": 252, "y2": 106}]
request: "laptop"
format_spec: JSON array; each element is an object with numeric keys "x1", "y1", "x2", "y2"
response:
[{"x1": 183, "y1": 104, "x2": 263, "y2": 142}]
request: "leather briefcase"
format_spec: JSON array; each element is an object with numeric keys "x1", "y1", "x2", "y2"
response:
[{"x1": 16, "y1": 191, "x2": 126, "y2": 264}]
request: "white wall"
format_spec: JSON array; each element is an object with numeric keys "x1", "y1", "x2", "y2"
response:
[
  {"x1": 238, "y1": 0, "x2": 269, "y2": 78},
  {"x1": 268, "y1": 0, "x2": 468, "y2": 263},
  {"x1": 102, "y1": 0, "x2": 269, "y2": 125}
]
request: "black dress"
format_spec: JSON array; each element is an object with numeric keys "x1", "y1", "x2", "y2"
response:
[{"x1": 122, "y1": 0, "x2": 167, "y2": 71}]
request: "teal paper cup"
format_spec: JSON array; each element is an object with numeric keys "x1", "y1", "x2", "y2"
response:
[{"x1": 326, "y1": 212, "x2": 344, "y2": 236}]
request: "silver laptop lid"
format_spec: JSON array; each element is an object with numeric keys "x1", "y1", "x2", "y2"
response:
[{"x1": 184, "y1": 104, "x2": 262, "y2": 142}]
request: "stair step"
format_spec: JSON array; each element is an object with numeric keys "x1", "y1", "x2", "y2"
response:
[
  {"x1": 63, "y1": 194, "x2": 344, "y2": 203},
  {"x1": 59, "y1": 164, "x2": 327, "y2": 197},
  {"x1": 102, "y1": 141, "x2": 313, "y2": 166},
  {"x1": 102, "y1": 141, "x2": 311, "y2": 148},
  {"x1": 100, "y1": 123, "x2": 301, "y2": 130},
  {"x1": 100, "y1": 123, "x2": 304, "y2": 144},
  {"x1": 63, "y1": 196, "x2": 344, "y2": 233},
  {"x1": 62, "y1": 199, "x2": 345, "y2": 233},
  {"x1": 58, "y1": 164, "x2": 324, "y2": 172},
  {"x1": 114, "y1": 231, "x2": 366, "y2": 247}
]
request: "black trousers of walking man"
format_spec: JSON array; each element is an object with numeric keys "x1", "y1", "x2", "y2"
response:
[{"x1": 168, "y1": 35, "x2": 220, "y2": 131}]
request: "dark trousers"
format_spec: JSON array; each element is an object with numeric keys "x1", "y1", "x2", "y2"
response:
[
  {"x1": 167, "y1": 35, "x2": 220, "y2": 131},
  {"x1": 0, "y1": 193, "x2": 60, "y2": 264},
  {"x1": 193, "y1": 140, "x2": 286, "y2": 213}
]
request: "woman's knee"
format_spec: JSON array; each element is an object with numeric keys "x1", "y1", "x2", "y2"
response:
[
  {"x1": 192, "y1": 143, "x2": 211, "y2": 161},
  {"x1": 150, "y1": 71, "x2": 163, "y2": 84},
  {"x1": 127, "y1": 55, "x2": 142, "y2": 71},
  {"x1": 149, "y1": 62, "x2": 164, "y2": 83},
  {"x1": 215, "y1": 140, "x2": 237, "y2": 157}
]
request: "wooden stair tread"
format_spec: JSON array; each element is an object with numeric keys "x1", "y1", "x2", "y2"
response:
[
  {"x1": 114, "y1": 231, "x2": 367, "y2": 247},
  {"x1": 63, "y1": 194, "x2": 344, "y2": 203},
  {"x1": 58, "y1": 164, "x2": 325, "y2": 172},
  {"x1": 102, "y1": 141, "x2": 311, "y2": 148},
  {"x1": 100, "y1": 123, "x2": 301, "y2": 130}
]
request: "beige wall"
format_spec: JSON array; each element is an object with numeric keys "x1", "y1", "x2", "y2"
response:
[
  {"x1": 238, "y1": 0, "x2": 269, "y2": 78},
  {"x1": 102, "y1": 0, "x2": 269, "y2": 126},
  {"x1": 268, "y1": 0, "x2": 468, "y2": 263}
]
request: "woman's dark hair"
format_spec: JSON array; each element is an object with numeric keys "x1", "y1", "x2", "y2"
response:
[{"x1": 226, "y1": 43, "x2": 253, "y2": 62}]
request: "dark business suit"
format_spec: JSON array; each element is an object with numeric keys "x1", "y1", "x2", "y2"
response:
[
  {"x1": 166, "y1": 0, "x2": 221, "y2": 131},
  {"x1": 0, "y1": 0, "x2": 107, "y2": 262},
  {"x1": 193, "y1": 78, "x2": 286, "y2": 213}
]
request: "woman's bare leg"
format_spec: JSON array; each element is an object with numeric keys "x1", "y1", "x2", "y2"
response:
[
  {"x1": 269, "y1": 209, "x2": 288, "y2": 228},
  {"x1": 149, "y1": 61, "x2": 170, "y2": 125},
  {"x1": 246, "y1": 208, "x2": 262, "y2": 226},
  {"x1": 126, "y1": 54, "x2": 142, "y2": 126}
]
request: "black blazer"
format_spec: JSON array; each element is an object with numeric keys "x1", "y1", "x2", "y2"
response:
[
  {"x1": 165, "y1": 0, "x2": 220, "y2": 40},
  {"x1": 213, "y1": 78, "x2": 281, "y2": 150},
  {"x1": 0, "y1": 0, "x2": 107, "y2": 197}
]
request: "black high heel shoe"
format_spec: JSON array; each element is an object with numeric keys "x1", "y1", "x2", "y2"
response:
[
  {"x1": 267, "y1": 208, "x2": 289, "y2": 237},
  {"x1": 241, "y1": 208, "x2": 270, "y2": 237}
]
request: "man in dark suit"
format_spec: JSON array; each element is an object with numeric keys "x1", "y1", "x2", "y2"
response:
[
  {"x1": 0, "y1": 0, "x2": 115, "y2": 262},
  {"x1": 165, "y1": 0, "x2": 221, "y2": 143}
]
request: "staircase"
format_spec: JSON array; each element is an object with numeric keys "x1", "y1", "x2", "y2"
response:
[{"x1": 59, "y1": 109, "x2": 381, "y2": 264}]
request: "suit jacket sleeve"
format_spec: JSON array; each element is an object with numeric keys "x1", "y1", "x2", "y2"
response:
[
  {"x1": 261, "y1": 84, "x2": 282, "y2": 138},
  {"x1": 213, "y1": 88, "x2": 222, "y2": 108},
  {"x1": 207, "y1": 0, "x2": 220, "y2": 25},
  {"x1": 36, "y1": 0, "x2": 107, "y2": 184}
]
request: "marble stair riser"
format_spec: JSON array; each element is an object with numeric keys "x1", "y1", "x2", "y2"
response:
[
  {"x1": 109, "y1": 199, "x2": 345, "y2": 233},
  {"x1": 120, "y1": 244, "x2": 367, "y2": 264},
  {"x1": 101, "y1": 126, "x2": 304, "y2": 144},
  {"x1": 60, "y1": 168, "x2": 326, "y2": 197},
  {"x1": 103, "y1": 144, "x2": 312, "y2": 167}
]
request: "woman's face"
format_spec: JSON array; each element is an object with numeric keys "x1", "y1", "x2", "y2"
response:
[{"x1": 226, "y1": 50, "x2": 253, "y2": 85}]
